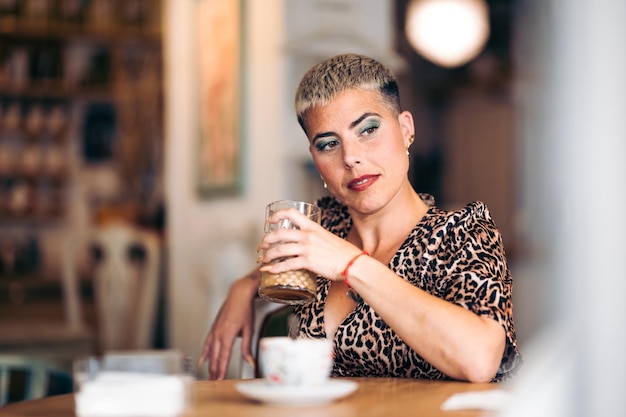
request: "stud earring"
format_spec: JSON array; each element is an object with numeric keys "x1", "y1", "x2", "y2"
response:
[
  {"x1": 320, "y1": 176, "x2": 327, "y2": 189},
  {"x1": 406, "y1": 149, "x2": 410, "y2": 156}
]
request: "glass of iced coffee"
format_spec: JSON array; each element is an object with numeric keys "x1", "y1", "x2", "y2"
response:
[{"x1": 258, "y1": 200, "x2": 322, "y2": 305}]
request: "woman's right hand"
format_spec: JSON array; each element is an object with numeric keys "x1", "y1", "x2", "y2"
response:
[{"x1": 198, "y1": 269, "x2": 260, "y2": 380}]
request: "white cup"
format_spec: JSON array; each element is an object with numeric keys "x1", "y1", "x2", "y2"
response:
[{"x1": 258, "y1": 337, "x2": 334, "y2": 386}]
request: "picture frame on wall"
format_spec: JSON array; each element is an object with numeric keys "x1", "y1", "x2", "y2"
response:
[{"x1": 195, "y1": 0, "x2": 242, "y2": 197}]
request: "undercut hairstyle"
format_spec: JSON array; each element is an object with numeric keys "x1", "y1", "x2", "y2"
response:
[{"x1": 294, "y1": 53, "x2": 401, "y2": 133}]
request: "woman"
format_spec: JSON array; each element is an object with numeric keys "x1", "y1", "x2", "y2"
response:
[{"x1": 200, "y1": 53, "x2": 522, "y2": 382}]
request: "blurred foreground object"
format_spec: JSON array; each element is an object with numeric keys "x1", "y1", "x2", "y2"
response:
[{"x1": 74, "y1": 350, "x2": 192, "y2": 417}]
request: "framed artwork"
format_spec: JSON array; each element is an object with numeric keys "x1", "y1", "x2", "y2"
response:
[{"x1": 195, "y1": 0, "x2": 242, "y2": 196}]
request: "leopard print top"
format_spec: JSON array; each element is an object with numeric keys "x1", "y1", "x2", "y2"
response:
[{"x1": 294, "y1": 194, "x2": 522, "y2": 382}]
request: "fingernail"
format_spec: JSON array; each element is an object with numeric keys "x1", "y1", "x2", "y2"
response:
[{"x1": 245, "y1": 355, "x2": 256, "y2": 369}]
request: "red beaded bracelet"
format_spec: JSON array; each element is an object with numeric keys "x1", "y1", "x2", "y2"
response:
[{"x1": 341, "y1": 251, "x2": 369, "y2": 289}]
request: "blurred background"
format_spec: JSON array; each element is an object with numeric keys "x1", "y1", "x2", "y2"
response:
[{"x1": 0, "y1": 0, "x2": 624, "y2": 414}]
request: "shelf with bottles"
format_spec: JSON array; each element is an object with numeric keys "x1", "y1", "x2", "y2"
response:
[
  {"x1": 0, "y1": 37, "x2": 159, "y2": 101},
  {"x1": 0, "y1": 0, "x2": 161, "y2": 40},
  {"x1": 0, "y1": 96, "x2": 71, "y2": 222},
  {"x1": 0, "y1": 0, "x2": 163, "y2": 101},
  {"x1": 0, "y1": 176, "x2": 67, "y2": 222},
  {"x1": 0, "y1": 0, "x2": 165, "y2": 220}
]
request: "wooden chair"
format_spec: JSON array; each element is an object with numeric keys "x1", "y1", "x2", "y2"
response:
[
  {"x1": 257, "y1": 304, "x2": 294, "y2": 340},
  {"x1": 89, "y1": 222, "x2": 161, "y2": 351},
  {"x1": 0, "y1": 355, "x2": 72, "y2": 406},
  {"x1": 61, "y1": 220, "x2": 162, "y2": 353}
]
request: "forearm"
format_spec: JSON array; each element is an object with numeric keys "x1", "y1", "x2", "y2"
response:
[
  {"x1": 232, "y1": 267, "x2": 262, "y2": 299},
  {"x1": 347, "y1": 256, "x2": 505, "y2": 382},
  {"x1": 200, "y1": 266, "x2": 262, "y2": 379}
]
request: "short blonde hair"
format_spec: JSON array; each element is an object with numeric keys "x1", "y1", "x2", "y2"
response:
[{"x1": 294, "y1": 54, "x2": 401, "y2": 132}]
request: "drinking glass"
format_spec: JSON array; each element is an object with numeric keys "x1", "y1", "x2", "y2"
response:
[{"x1": 258, "y1": 200, "x2": 321, "y2": 305}]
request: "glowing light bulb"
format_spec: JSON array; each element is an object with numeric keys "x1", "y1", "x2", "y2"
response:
[{"x1": 405, "y1": 0, "x2": 490, "y2": 68}]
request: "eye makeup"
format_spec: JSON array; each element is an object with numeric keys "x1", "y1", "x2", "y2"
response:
[
  {"x1": 310, "y1": 112, "x2": 384, "y2": 152},
  {"x1": 358, "y1": 118, "x2": 381, "y2": 136},
  {"x1": 313, "y1": 136, "x2": 339, "y2": 152}
]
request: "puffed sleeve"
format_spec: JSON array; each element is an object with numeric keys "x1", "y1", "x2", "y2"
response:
[{"x1": 434, "y1": 202, "x2": 522, "y2": 380}]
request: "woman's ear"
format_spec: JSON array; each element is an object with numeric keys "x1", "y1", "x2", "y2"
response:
[{"x1": 398, "y1": 111, "x2": 415, "y2": 147}]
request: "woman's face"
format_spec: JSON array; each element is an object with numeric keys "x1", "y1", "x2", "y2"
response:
[{"x1": 304, "y1": 88, "x2": 414, "y2": 215}]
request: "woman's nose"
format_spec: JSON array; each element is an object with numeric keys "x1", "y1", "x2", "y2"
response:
[{"x1": 342, "y1": 141, "x2": 362, "y2": 168}]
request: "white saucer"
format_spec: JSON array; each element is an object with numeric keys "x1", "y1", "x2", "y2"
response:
[{"x1": 235, "y1": 379, "x2": 359, "y2": 406}]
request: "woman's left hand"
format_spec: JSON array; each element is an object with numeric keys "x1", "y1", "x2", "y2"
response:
[{"x1": 258, "y1": 208, "x2": 361, "y2": 281}]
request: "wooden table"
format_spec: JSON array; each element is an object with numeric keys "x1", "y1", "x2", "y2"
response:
[{"x1": 0, "y1": 377, "x2": 502, "y2": 417}]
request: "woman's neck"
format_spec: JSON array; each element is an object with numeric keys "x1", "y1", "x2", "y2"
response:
[{"x1": 346, "y1": 187, "x2": 429, "y2": 264}]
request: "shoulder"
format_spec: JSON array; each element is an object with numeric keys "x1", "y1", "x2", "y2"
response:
[
  {"x1": 423, "y1": 200, "x2": 503, "y2": 252},
  {"x1": 431, "y1": 201, "x2": 497, "y2": 232},
  {"x1": 453, "y1": 201, "x2": 501, "y2": 241}
]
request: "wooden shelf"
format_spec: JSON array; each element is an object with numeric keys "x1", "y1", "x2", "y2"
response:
[
  {"x1": 0, "y1": 85, "x2": 113, "y2": 101},
  {"x1": 0, "y1": 26, "x2": 162, "y2": 44},
  {"x1": 0, "y1": 0, "x2": 162, "y2": 44},
  {"x1": 0, "y1": 2, "x2": 164, "y2": 364}
]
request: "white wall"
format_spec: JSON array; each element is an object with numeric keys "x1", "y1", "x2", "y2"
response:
[
  {"x1": 164, "y1": 0, "x2": 287, "y2": 374},
  {"x1": 163, "y1": 0, "x2": 398, "y2": 377}
]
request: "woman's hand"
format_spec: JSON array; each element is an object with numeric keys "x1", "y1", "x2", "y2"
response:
[
  {"x1": 258, "y1": 208, "x2": 362, "y2": 281},
  {"x1": 198, "y1": 269, "x2": 260, "y2": 380}
]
